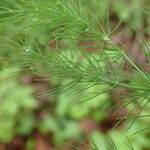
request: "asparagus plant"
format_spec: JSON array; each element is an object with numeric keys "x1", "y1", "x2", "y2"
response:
[{"x1": 0, "y1": 0, "x2": 150, "y2": 149}]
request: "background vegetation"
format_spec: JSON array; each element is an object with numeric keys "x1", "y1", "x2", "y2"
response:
[{"x1": 0, "y1": 0, "x2": 149, "y2": 149}]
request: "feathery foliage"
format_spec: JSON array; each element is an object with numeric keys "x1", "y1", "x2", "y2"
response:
[{"x1": 0, "y1": 0, "x2": 150, "y2": 149}]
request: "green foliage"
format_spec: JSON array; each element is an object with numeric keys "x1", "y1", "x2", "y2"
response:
[
  {"x1": 114, "y1": 0, "x2": 149, "y2": 29},
  {"x1": 91, "y1": 123, "x2": 150, "y2": 150},
  {"x1": 0, "y1": 0, "x2": 150, "y2": 149},
  {"x1": 0, "y1": 67, "x2": 37, "y2": 142},
  {"x1": 56, "y1": 83, "x2": 109, "y2": 120}
]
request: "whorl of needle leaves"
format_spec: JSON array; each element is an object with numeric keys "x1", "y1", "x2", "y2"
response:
[{"x1": 0, "y1": 0, "x2": 150, "y2": 125}]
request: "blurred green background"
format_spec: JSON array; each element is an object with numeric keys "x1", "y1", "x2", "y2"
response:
[{"x1": 0, "y1": 0, "x2": 149, "y2": 150}]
